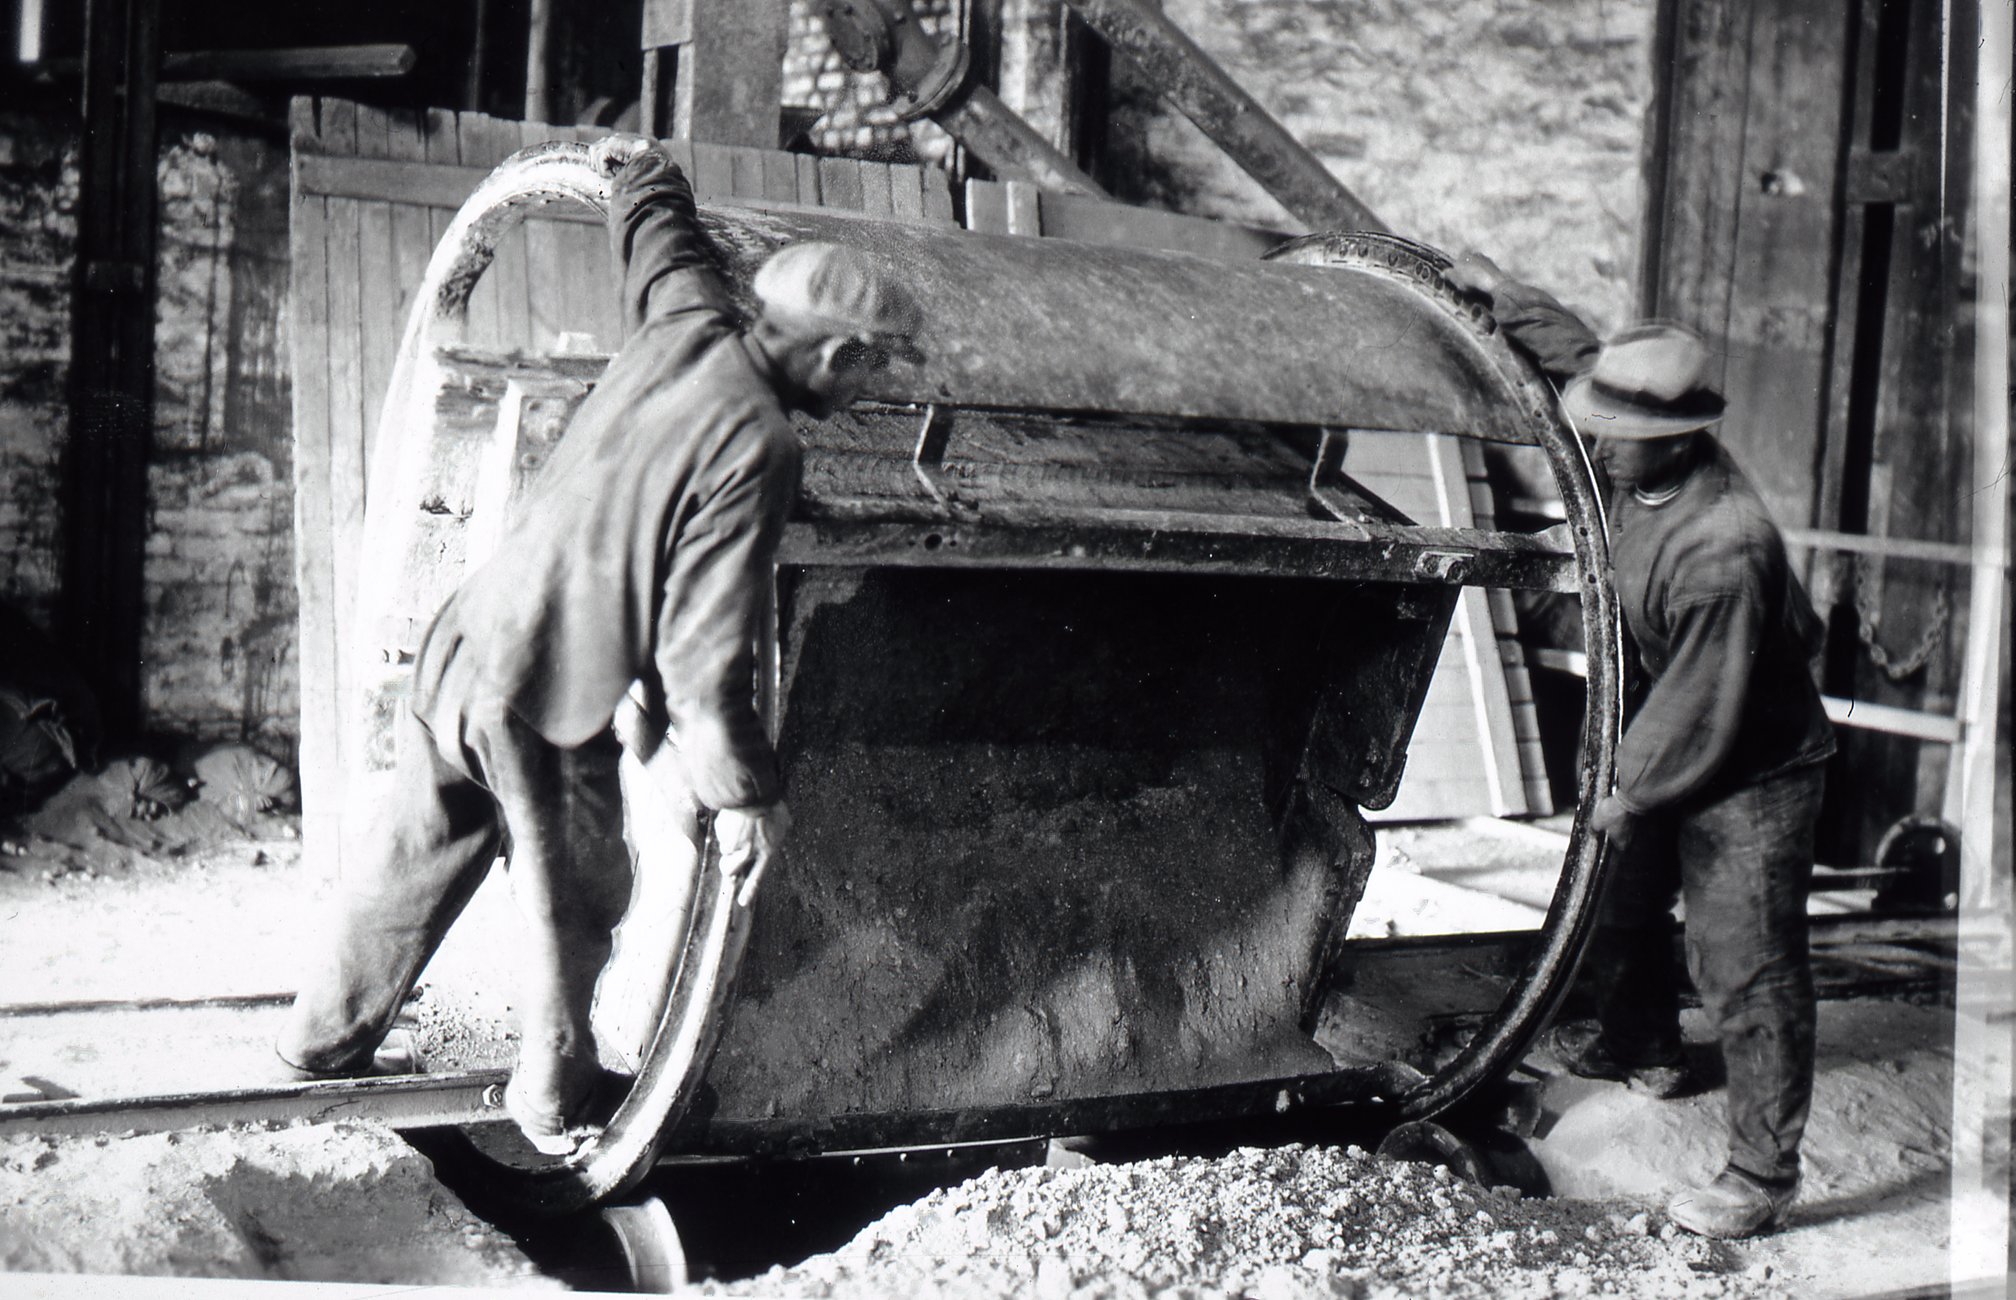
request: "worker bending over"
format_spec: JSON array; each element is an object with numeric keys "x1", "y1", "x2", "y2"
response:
[
  {"x1": 1447, "y1": 253, "x2": 1835, "y2": 1240},
  {"x1": 277, "y1": 135, "x2": 926, "y2": 1153}
]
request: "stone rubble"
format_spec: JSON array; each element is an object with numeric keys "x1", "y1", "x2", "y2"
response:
[
  {"x1": 698, "y1": 1143, "x2": 1780, "y2": 1300},
  {"x1": 0, "y1": 1123, "x2": 557, "y2": 1288}
]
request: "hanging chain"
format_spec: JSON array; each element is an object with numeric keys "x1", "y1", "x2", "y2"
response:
[{"x1": 1850, "y1": 553, "x2": 1951, "y2": 681}]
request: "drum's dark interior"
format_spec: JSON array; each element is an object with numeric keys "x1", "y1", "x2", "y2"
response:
[{"x1": 698, "y1": 566, "x2": 1454, "y2": 1120}]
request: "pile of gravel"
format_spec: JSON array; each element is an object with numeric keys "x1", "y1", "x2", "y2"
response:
[
  {"x1": 702, "y1": 1143, "x2": 1786, "y2": 1300},
  {"x1": 0, "y1": 1123, "x2": 556, "y2": 1288}
]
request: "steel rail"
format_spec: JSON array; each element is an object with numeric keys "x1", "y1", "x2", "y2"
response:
[{"x1": 0, "y1": 1070, "x2": 509, "y2": 1140}]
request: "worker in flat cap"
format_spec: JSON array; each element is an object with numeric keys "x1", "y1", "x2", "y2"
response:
[
  {"x1": 276, "y1": 135, "x2": 925, "y2": 1153},
  {"x1": 1446, "y1": 253, "x2": 1835, "y2": 1239}
]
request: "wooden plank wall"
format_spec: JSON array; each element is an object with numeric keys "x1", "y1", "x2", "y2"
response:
[
  {"x1": 1652, "y1": 0, "x2": 1850, "y2": 535},
  {"x1": 289, "y1": 98, "x2": 957, "y2": 865},
  {"x1": 1811, "y1": 0, "x2": 1976, "y2": 856},
  {"x1": 965, "y1": 178, "x2": 1287, "y2": 260}
]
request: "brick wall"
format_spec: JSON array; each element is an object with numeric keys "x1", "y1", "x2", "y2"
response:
[
  {"x1": 0, "y1": 112, "x2": 297, "y2": 752},
  {"x1": 142, "y1": 131, "x2": 297, "y2": 751},
  {"x1": 2, "y1": 4, "x2": 1654, "y2": 755}
]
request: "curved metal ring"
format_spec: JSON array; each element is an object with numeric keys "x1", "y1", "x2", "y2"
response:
[{"x1": 1266, "y1": 231, "x2": 1625, "y2": 1123}]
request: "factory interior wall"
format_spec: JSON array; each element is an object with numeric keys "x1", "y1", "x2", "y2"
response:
[
  {"x1": 0, "y1": 108, "x2": 299, "y2": 757},
  {"x1": 1647, "y1": 0, "x2": 1994, "y2": 865},
  {"x1": 0, "y1": 111, "x2": 71, "y2": 640},
  {"x1": 7, "y1": 1, "x2": 1994, "y2": 869},
  {"x1": 8, "y1": 1, "x2": 1661, "y2": 763},
  {"x1": 1086, "y1": 0, "x2": 1660, "y2": 334},
  {"x1": 783, "y1": 0, "x2": 1659, "y2": 334}
]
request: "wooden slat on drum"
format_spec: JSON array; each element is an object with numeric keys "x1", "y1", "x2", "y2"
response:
[
  {"x1": 690, "y1": 142, "x2": 736, "y2": 203},
  {"x1": 856, "y1": 160, "x2": 896, "y2": 219},
  {"x1": 921, "y1": 166, "x2": 955, "y2": 225},
  {"x1": 760, "y1": 149, "x2": 800, "y2": 204},
  {"x1": 795, "y1": 154, "x2": 822, "y2": 208}
]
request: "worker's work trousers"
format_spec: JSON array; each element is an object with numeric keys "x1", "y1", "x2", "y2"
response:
[
  {"x1": 278, "y1": 700, "x2": 634, "y2": 1098},
  {"x1": 1582, "y1": 762, "x2": 1825, "y2": 1184}
]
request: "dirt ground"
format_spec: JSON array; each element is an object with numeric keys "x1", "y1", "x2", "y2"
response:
[{"x1": 0, "y1": 776, "x2": 2004, "y2": 1297}]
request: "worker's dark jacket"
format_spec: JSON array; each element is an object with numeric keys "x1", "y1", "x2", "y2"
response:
[
  {"x1": 1491, "y1": 280, "x2": 1836, "y2": 814},
  {"x1": 412, "y1": 151, "x2": 800, "y2": 811}
]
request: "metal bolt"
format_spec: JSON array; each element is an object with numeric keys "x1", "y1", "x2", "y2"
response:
[{"x1": 1414, "y1": 550, "x2": 1471, "y2": 582}]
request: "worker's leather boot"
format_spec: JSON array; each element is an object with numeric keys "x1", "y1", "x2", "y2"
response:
[
  {"x1": 504, "y1": 1051, "x2": 633, "y2": 1157},
  {"x1": 275, "y1": 1024, "x2": 425, "y2": 1082},
  {"x1": 1666, "y1": 1166, "x2": 1800, "y2": 1239}
]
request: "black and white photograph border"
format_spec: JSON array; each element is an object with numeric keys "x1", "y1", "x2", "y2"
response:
[{"x1": 0, "y1": 1, "x2": 2009, "y2": 1298}]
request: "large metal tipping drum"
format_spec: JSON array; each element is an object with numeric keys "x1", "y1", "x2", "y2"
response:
[{"x1": 356, "y1": 143, "x2": 1622, "y2": 1215}]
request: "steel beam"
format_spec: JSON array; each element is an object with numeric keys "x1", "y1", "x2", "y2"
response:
[
  {"x1": 675, "y1": 1063, "x2": 1421, "y2": 1159},
  {"x1": 935, "y1": 82, "x2": 1107, "y2": 197},
  {"x1": 813, "y1": 0, "x2": 1105, "y2": 196},
  {"x1": 0, "y1": 1070, "x2": 510, "y2": 1140},
  {"x1": 1060, "y1": 0, "x2": 1385, "y2": 233},
  {"x1": 781, "y1": 510, "x2": 1585, "y2": 594}
]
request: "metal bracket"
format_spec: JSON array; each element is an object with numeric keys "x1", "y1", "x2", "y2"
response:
[
  {"x1": 1307, "y1": 428, "x2": 1409, "y2": 533},
  {"x1": 911, "y1": 403, "x2": 957, "y2": 508},
  {"x1": 815, "y1": 0, "x2": 973, "y2": 121},
  {"x1": 894, "y1": 38, "x2": 971, "y2": 122}
]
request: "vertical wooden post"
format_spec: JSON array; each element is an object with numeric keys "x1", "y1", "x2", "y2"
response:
[
  {"x1": 467, "y1": 0, "x2": 490, "y2": 112},
  {"x1": 62, "y1": 0, "x2": 161, "y2": 740},
  {"x1": 526, "y1": 0, "x2": 555, "y2": 122},
  {"x1": 1634, "y1": 0, "x2": 1682, "y2": 317},
  {"x1": 986, "y1": 0, "x2": 1088, "y2": 166},
  {"x1": 288, "y1": 99, "x2": 340, "y2": 872},
  {"x1": 642, "y1": 0, "x2": 786, "y2": 147}
]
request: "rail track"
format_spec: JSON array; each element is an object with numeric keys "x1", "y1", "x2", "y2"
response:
[{"x1": 0, "y1": 912, "x2": 1960, "y2": 1150}]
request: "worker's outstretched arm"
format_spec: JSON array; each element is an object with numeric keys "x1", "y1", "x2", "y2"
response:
[{"x1": 595, "y1": 137, "x2": 734, "y2": 338}]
